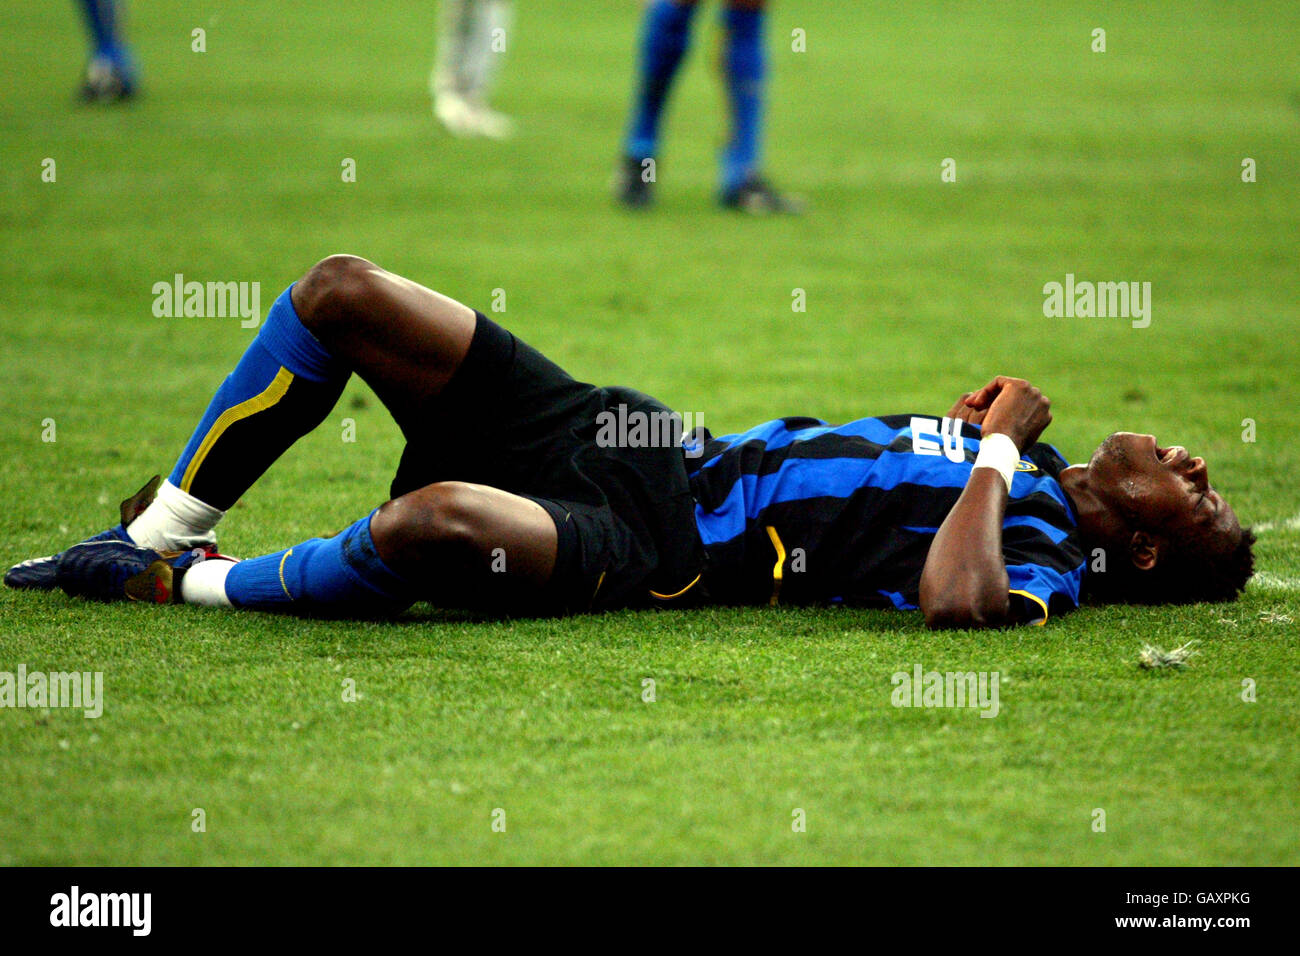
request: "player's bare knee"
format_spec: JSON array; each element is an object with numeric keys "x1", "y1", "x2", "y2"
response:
[
  {"x1": 371, "y1": 482, "x2": 485, "y2": 567},
  {"x1": 293, "y1": 254, "x2": 379, "y2": 333}
]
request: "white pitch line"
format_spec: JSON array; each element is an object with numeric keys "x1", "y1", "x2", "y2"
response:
[
  {"x1": 1251, "y1": 572, "x2": 1300, "y2": 594},
  {"x1": 1253, "y1": 511, "x2": 1300, "y2": 534}
]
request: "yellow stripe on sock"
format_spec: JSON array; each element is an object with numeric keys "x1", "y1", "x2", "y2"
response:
[
  {"x1": 278, "y1": 547, "x2": 295, "y2": 600},
  {"x1": 179, "y1": 367, "x2": 295, "y2": 493}
]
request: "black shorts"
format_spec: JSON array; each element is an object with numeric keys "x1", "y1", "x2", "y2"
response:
[{"x1": 390, "y1": 312, "x2": 705, "y2": 614}]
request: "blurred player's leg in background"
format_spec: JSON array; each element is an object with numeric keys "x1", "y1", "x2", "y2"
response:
[
  {"x1": 717, "y1": 0, "x2": 802, "y2": 213},
  {"x1": 719, "y1": 1, "x2": 763, "y2": 196},
  {"x1": 616, "y1": 0, "x2": 801, "y2": 213},
  {"x1": 75, "y1": 0, "x2": 136, "y2": 103},
  {"x1": 432, "y1": 0, "x2": 515, "y2": 139},
  {"x1": 617, "y1": 0, "x2": 700, "y2": 207}
]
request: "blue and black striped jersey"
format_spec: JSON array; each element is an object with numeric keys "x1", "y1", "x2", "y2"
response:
[{"x1": 686, "y1": 414, "x2": 1086, "y2": 624}]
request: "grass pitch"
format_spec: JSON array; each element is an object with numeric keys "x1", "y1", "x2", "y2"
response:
[{"x1": 1, "y1": 0, "x2": 1297, "y2": 865}]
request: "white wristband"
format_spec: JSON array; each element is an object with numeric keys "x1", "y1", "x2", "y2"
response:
[{"x1": 973, "y1": 432, "x2": 1019, "y2": 493}]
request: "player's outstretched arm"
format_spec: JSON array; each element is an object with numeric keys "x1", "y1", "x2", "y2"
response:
[{"x1": 920, "y1": 378, "x2": 1052, "y2": 629}]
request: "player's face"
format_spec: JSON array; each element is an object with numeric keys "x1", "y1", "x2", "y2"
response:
[{"x1": 1086, "y1": 431, "x2": 1242, "y2": 552}]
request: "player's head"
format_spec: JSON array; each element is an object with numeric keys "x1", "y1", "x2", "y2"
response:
[{"x1": 1061, "y1": 432, "x2": 1255, "y2": 604}]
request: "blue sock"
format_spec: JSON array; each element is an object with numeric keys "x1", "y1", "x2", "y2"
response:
[
  {"x1": 720, "y1": 5, "x2": 767, "y2": 193},
  {"x1": 251, "y1": 284, "x2": 347, "y2": 385},
  {"x1": 225, "y1": 512, "x2": 412, "y2": 613},
  {"x1": 167, "y1": 284, "x2": 348, "y2": 509},
  {"x1": 77, "y1": 0, "x2": 130, "y2": 70},
  {"x1": 624, "y1": 0, "x2": 699, "y2": 161}
]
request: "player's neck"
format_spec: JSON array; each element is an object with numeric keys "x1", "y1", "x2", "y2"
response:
[{"x1": 1057, "y1": 465, "x2": 1104, "y2": 544}]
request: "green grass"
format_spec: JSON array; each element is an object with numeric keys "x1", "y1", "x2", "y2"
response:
[{"x1": 1, "y1": 0, "x2": 1298, "y2": 865}]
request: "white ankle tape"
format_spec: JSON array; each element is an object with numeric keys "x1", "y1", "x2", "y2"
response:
[
  {"x1": 127, "y1": 480, "x2": 223, "y2": 551},
  {"x1": 157, "y1": 480, "x2": 223, "y2": 529}
]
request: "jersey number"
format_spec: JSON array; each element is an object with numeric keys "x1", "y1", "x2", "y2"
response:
[{"x1": 910, "y1": 416, "x2": 965, "y2": 463}]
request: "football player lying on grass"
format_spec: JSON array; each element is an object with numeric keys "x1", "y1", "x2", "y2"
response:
[{"x1": 5, "y1": 256, "x2": 1255, "y2": 628}]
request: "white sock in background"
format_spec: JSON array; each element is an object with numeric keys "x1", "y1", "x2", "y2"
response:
[
  {"x1": 126, "y1": 479, "x2": 223, "y2": 551},
  {"x1": 178, "y1": 557, "x2": 235, "y2": 608},
  {"x1": 462, "y1": 0, "x2": 511, "y2": 103}
]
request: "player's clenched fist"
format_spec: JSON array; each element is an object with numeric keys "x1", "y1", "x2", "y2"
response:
[
  {"x1": 945, "y1": 392, "x2": 988, "y2": 426},
  {"x1": 968, "y1": 376, "x2": 1052, "y2": 450}
]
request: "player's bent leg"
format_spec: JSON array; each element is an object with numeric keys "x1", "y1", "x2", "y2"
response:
[
  {"x1": 135, "y1": 252, "x2": 474, "y2": 546},
  {"x1": 6, "y1": 279, "x2": 349, "y2": 589},
  {"x1": 52, "y1": 511, "x2": 405, "y2": 613},
  {"x1": 120, "y1": 278, "x2": 352, "y2": 555},
  {"x1": 55, "y1": 481, "x2": 561, "y2": 616},
  {"x1": 9, "y1": 254, "x2": 481, "y2": 595},
  {"x1": 369, "y1": 481, "x2": 558, "y2": 612},
  {"x1": 291, "y1": 255, "x2": 477, "y2": 435},
  {"x1": 156, "y1": 252, "x2": 474, "y2": 529}
]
